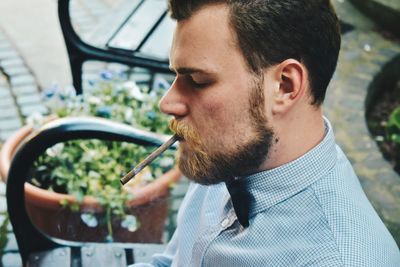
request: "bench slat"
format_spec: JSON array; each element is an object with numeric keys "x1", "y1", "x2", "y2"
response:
[
  {"x1": 139, "y1": 15, "x2": 175, "y2": 60},
  {"x1": 107, "y1": 0, "x2": 167, "y2": 52},
  {"x1": 86, "y1": 0, "x2": 143, "y2": 47}
]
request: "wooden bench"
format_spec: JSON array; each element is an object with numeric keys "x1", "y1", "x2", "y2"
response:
[{"x1": 58, "y1": 0, "x2": 174, "y2": 94}]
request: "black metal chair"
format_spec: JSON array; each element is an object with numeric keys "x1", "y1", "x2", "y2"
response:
[
  {"x1": 6, "y1": 117, "x2": 175, "y2": 266},
  {"x1": 58, "y1": 0, "x2": 173, "y2": 94}
]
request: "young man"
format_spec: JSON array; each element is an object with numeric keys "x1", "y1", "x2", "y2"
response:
[{"x1": 133, "y1": 0, "x2": 400, "y2": 266}]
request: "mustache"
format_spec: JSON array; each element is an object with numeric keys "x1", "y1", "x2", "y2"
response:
[
  {"x1": 169, "y1": 119, "x2": 208, "y2": 154},
  {"x1": 169, "y1": 119, "x2": 210, "y2": 178},
  {"x1": 169, "y1": 119, "x2": 198, "y2": 142}
]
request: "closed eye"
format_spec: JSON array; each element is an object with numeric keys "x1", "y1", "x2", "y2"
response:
[{"x1": 186, "y1": 75, "x2": 210, "y2": 89}]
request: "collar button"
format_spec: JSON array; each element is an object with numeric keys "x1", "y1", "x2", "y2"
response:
[{"x1": 221, "y1": 218, "x2": 230, "y2": 228}]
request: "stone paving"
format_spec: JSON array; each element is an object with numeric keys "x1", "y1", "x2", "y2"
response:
[
  {"x1": 0, "y1": 0, "x2": 400, "y2": 265},
  {"x1": 327, "y1": 0, "x2": 400, "y2": 244},
  {"x1": 0, "y1": 28, "x2": 46, "y2": 142}
]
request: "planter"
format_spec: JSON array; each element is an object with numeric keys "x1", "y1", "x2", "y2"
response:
[{"x1": 0, "y1": 124, "x2": 181, "y2": 243}]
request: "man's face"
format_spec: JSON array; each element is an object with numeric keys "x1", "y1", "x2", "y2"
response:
[{"x1": 160, "y1": 4, "x2": 275, "y2": 184}]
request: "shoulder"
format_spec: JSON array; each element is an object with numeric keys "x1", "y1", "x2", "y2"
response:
[{"x1": 309, "y1": 148, "x2": 400, "y2": 266}]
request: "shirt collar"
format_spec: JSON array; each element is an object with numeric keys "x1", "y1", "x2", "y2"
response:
[
  {"x1": 225, "y1": 117, "x2": 338, "y2": 226},
  {"x1": 245, "y1": 117, "x2": 337, "y2": 217}
]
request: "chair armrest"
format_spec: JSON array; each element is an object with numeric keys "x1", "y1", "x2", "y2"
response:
[{"x1": 6, "y1": 116, "x2": 175, "y2": 264}]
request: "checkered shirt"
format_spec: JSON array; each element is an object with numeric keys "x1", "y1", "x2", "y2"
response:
[{"x1": 132, "y1": 118, "x2": 400, "y2": 266}]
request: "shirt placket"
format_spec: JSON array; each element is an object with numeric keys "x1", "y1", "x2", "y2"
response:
[{"x1": 189, "y1": 198, "x2": 237, "y2": 267}]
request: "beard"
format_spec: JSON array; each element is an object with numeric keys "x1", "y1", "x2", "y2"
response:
[{"x1": 169, "y1": 77, "x2": 274, "y2": 185}]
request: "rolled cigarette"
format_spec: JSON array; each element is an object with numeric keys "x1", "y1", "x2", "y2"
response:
[{"x1": 120, "y1": 134, "x2": 180, "y2": 185}]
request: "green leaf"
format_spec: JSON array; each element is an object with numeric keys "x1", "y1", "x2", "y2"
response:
[
  {"x1": 30, "y1": 72, "x2": 176, "y2": 240},
  {"x1": 0, "y1": 214, "x2": 9, "y2": 251},
  {"x1": 387, "y1": 107, "x2": 400, "y2": 129},
  {"x1": 390, "y1": 134, "x2": 400, "y2": 145}
]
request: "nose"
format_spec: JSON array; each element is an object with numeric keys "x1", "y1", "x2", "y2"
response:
[{"x1": 159, "y1": 79, "x2": 189, "y2": 118}]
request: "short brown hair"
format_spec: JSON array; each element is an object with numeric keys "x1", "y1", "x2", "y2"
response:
[{"x1": 168, "y1": 0, "x2": 341, "y2": 106}]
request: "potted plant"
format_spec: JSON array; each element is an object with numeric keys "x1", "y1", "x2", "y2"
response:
[
  {"x1": 0, "y1": 71, "x2": 181, "y2": 243},
  {"x1": 386, "y1": 106, "x2": 400, "y2": 173}
]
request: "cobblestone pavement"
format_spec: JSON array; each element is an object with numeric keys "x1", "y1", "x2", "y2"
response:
[
  {"x1": 328, "y1": 0, "x2": 400, "y2": 244},
  {"x1": 0, "y1": 28, "x2": 46, "y2": 142},
  {"x1": 0, "y1": 0, "x2": 400, "y2": 265}
]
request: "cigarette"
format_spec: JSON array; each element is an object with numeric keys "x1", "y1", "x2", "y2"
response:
[{"x1": 120, "y1": 134, "x2": 180, "y2": 185}]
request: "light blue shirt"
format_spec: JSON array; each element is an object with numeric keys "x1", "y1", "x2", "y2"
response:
[{"x1": 133, "y1": 119, "x2": 400, "y2": 266}]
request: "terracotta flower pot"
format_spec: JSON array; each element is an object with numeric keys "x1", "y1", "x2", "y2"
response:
[{"x1": 0, "y1": 125, "x2": 181, "y2": 243}]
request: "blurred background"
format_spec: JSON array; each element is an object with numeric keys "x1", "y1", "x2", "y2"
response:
[{"x1": 0, "y1": 0, "x2": 399, "y2": 266}]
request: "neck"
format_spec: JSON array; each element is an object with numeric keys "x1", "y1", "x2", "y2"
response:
[{"x1": 260, "y1": 106, "x2": 325, "y2": 171}]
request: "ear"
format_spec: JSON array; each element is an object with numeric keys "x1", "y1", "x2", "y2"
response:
[{"x1": 269, "y1": 59, "x2": 307, "y2": 115}]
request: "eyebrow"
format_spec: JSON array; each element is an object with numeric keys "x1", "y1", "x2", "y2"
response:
[{"x1": 169, "y1": 66, "x2": 216, "y2": 75}]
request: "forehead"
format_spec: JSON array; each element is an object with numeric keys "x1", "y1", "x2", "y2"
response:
[{"x1": 170, "y1": 4, "x2": 243, "y2": 73}]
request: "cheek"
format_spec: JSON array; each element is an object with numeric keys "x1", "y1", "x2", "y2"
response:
[
  {"x1": 206, "y1": 96, "x2": 239, "y2": 125},
  {"x1": 206, "y1": 87, "x2": 244, "y2": 116},
  {"x1": 189, "y1": 100, "x2": 228, "y2": 142},
  {"x1": 203, "y1": 100, "x2": 248, "y2": 138},
  {"x1": 204, "y1": 100, "x2": 225, "y2": 117},
  {"x1": 190, "y1": 85, "x2": 250, "y2": 135}
]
